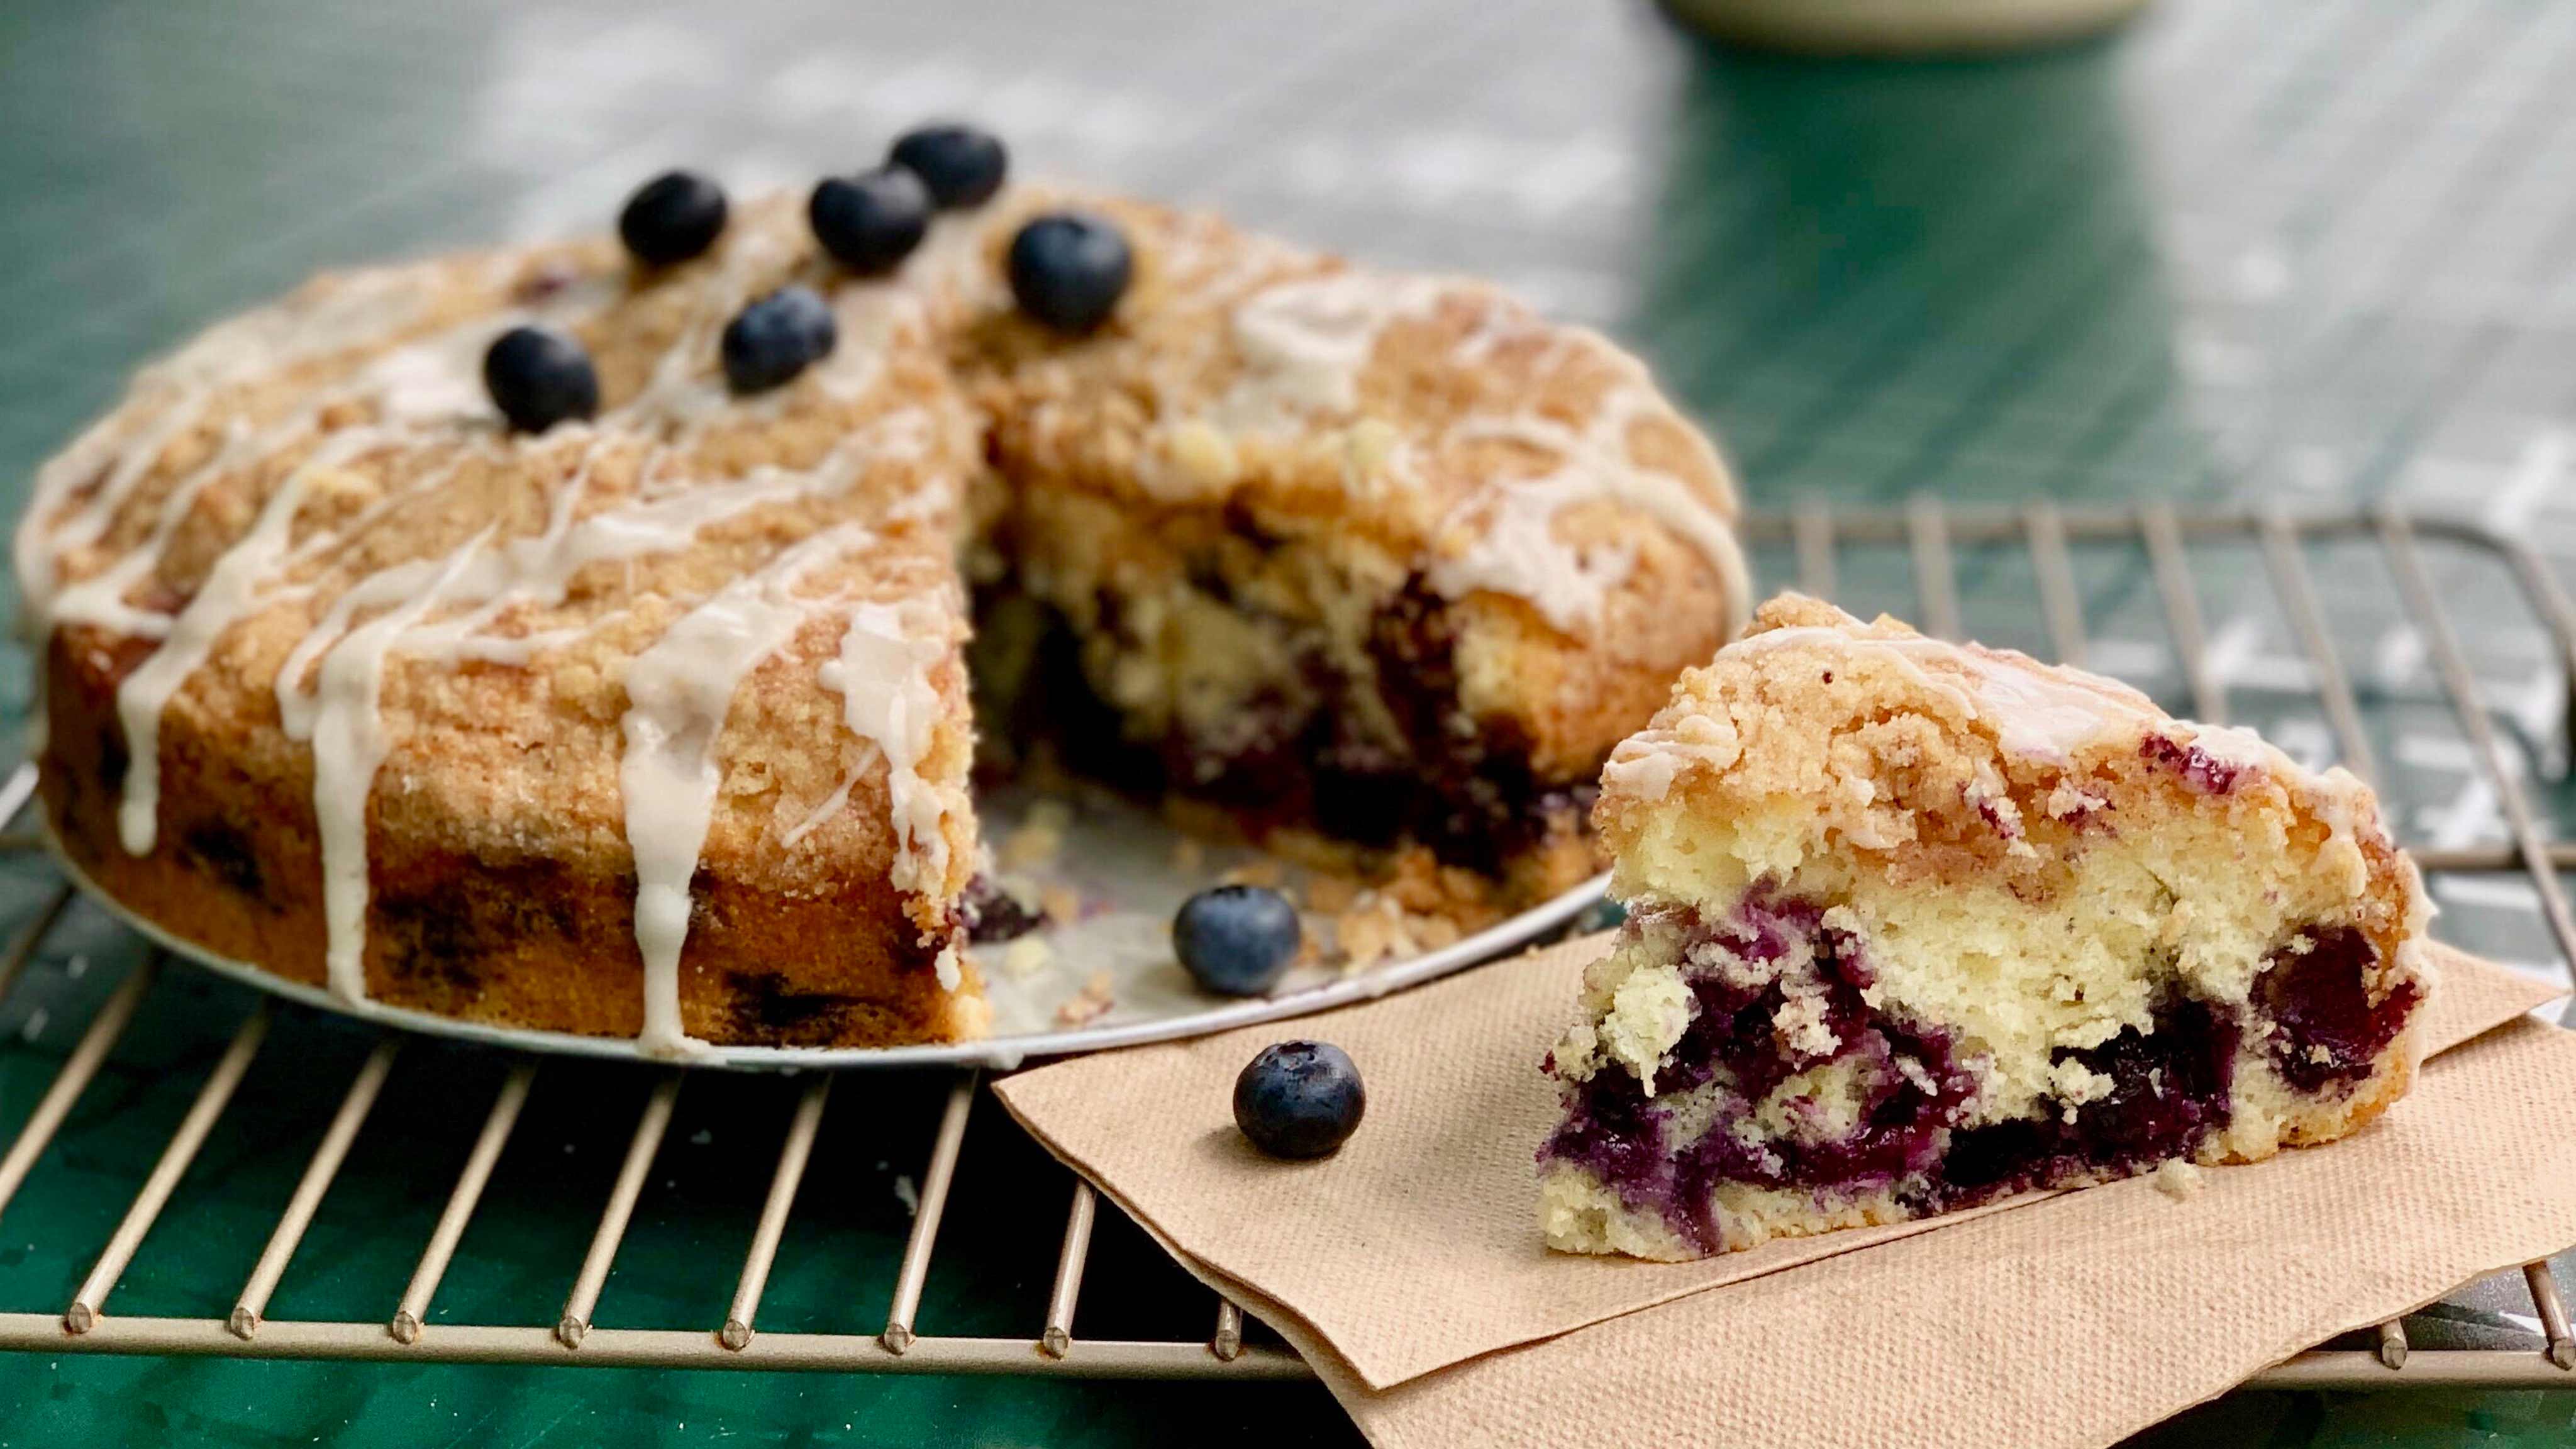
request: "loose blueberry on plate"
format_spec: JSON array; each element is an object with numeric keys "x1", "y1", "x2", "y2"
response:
[
  {"x1": 618, "y1": 170, "x2": 728, "y2": 266},
  {"x1": 888, "y1": 123, "x2": 1008, "y2": 209},
  {"x1": 1174, "y1": 884, "x2": 1301, "y2": 997},
  {"x1": 483, "y1": 326, "x2": 599, "y2": 433},
  {"x1": 721, "y1": 285, "x2": 838, "y2": 394},
  {"x1": 1235, "y1": 1041, "x2": 1366, "y2": 1160},
  {"x1": 810, "y1": 167, "x2": 931, "y2": 274},
  {"x1": 1008, "y1": 211, "x2": 1132, "y2": 335}
]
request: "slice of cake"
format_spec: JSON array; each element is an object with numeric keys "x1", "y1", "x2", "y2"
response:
[{"x1": 1540, "y1": 596, "x2": 2431, "y2": 1260}]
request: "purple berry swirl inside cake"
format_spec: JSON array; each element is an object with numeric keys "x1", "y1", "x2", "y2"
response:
[{"x1": 1539, "y1": 596, "x2": 2431, "y2": 1260}]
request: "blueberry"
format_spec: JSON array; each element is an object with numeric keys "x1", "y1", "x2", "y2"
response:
[
  {"x1": 888, "y1": 123, "x2": 1008, "y2": 209},
  {"x1": 482, "y1": 326, "x2": 598, "y2": 433},
  {"x1": 720, "y1": 286, "x2": 836, "y2": 395},
  {"x1": 618, "y1": 170, "x2": 728, "y2": 266},
  {"x1": 1174, "y1": 884, "x2": 1301, "y2": 997},
  {"x1": 1234, "y1": 1041, "x2": 1365, "y2": 1160},
  {"x1": 960, "y1": 873, "x2": 1041, "y2": 944},
  {"x1": 1008, "y1": 211, "x2": 1133, "y2": 335},
  {"x1": 809, "y1": 168, "x2": 931, "y2": 275}
]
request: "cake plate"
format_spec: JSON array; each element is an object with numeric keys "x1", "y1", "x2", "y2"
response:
[{"x1": 34, "y1": 783, "x2": 1609, "y2": 1071}]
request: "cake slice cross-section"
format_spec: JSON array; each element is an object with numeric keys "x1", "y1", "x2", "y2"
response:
[{"x1": 1540, "y1": 596, "x2": 2432, "y2": 1260}]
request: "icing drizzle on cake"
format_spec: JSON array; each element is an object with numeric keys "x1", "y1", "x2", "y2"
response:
[
  {"x1": 1185, "y1": 267, "x2": 1751, "y2": 638},
  {"x1": 622, "y1": 523, "x2": 878, "y2": 1057},
  {"x1": 811, "y1": 594, "x2": 959, "y2": 904},
  {"x1": 1429, "y1": 369, "x2": 1751, "y2": 635}
]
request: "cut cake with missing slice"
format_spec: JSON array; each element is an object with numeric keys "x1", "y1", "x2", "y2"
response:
[
  {"x1": 18, "y1": 182, "x2": 1748, "y2": 1055},
  {"x1": 1540, "y1": 595, "x2": 2432, "y2": 1260}
]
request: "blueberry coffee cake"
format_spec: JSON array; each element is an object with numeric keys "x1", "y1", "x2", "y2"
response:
[
  {"x1": 14, "y1": 126, "x2": 1749, "y2": 1053},
  {"x1": 1540, "y1": 596, "x2": 2429, "y2": 1259}
]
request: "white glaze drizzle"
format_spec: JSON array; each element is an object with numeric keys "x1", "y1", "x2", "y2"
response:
[
  {"x1": 19, "y1": 204, "x2": 964, "y2": 1052},
  {"x1": 112, "y1": 425, "x2": 387, "y2": 854},
  {"x1": 1428, "y1": 372, "x2": 1750, "y2": 635},
  {"x1": 61, "y1": 211, "x2": 901, "y2": 1015},
  {"x1": 1197, "y1": 267, "x2": 1750, "y2": 637},
  {"x1": 1215, "y1": 273, "x2": 1453, "y2": 426},
  {"x1": 306, "y1": 528, "x2": 495, "y2": 1000},
  {"x1": 1717, "y1": 624, "x2": 2153, "y2": 758},
  {"x1": 267, "y1": 371, "x2": 940, "y2": 1004},
  {"x1": 621, "y1": 523, "x2": 877, "y2": 1057},
  {"x1": 1599, "y1": 730, "x2": 1735, "y2": 806},
  {"x1": 807, "y1": 596, "x2": 957, "y2": 906},
  {"x1": 15, "y1": 266, "x2": 445, "y2": 627},
  {"x1": 95, "y1": 299, "x2": 590, "y2": 860}
]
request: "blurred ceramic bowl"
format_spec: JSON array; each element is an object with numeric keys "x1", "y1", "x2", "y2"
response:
[{"x1": 1663, "y1": 0, "x2": 2151, "y2": 53}]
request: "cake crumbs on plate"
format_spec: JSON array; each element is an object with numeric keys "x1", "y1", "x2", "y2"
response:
[
  {"x1": 2153, "y1": 1160, "x2": 2205, "y2": 1200},
  {"x1": 1334, "y1": 897, "x2": 1462, "y2": 969},
  {"x1": 1001, "y1": 800, "x2": 1074, "y2": 871},
  {"x1": 1335, "y1": 893, "x2": 1412, "y2": 970},
  {"x1": 1304, "y1": 872, "x2": 1358, "y2": 915},
  {"x1": 1001, "y1": 936, "x2": 1053, "y2": 982},
  {"x1": 1039, "y1": 882, "x2": 1083, "y2": 926},
  {"x1": 1055, "y1": 969, "x2": 1116, "y2": 1026}
]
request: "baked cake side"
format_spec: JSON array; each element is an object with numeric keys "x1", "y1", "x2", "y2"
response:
[
  {"x1": 1540, "y1": 596, "x2": 2431, "y2": 1260},
  {"x1": 16, "y1": 179, "x2": 1746, "y2": 1052}
]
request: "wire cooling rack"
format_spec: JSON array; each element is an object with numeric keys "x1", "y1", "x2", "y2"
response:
[{"x1": 0, "y1": 499, "x2": 2570, "y2": 1392}]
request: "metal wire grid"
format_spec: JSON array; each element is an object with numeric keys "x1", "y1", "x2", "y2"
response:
[{"x1": 0, "y1": 501, "x2": 2570, "y2": 1391}]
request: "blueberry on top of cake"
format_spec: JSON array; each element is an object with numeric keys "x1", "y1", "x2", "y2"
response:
[
  {"x1": 12, "y1": 165, "x2": 1748, "y2": 1055},
  {"x1": 1540, "y1": 595, "x2": 2431, "y2": 1260}
]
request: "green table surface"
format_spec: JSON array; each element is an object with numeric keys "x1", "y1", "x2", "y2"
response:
[{"x1": 5, "y1": 0, "x2": 2576, "y2": 1443}]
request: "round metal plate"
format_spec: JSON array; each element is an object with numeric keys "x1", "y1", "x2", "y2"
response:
[{"x1": 40, "y1": 802, "x2": 1606, "y2": 1072}]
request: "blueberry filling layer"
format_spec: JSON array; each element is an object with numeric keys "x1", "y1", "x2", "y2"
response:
[
  {"x1": 2254, "y1": 924, "x2": 2418, "y2": 1093},
  {"x1": 1927, "y1": 995, "x2": 2238, "y2": 1209},
  {"x1": 979, "y1": 570, "x2": 1589, "y2": 880},
  {"x1": 1542, "y1": 894, "x2": 2263, "y2": 1250}
]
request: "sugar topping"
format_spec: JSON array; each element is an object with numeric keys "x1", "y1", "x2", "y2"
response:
[
  {"x1": 1606, "y1": 602, "x2": 2389, "y2": 862},
  {"x1": 1204, "y1": 267, "x2": 1748, "y2": 638}
]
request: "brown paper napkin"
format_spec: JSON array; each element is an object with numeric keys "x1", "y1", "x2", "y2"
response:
[
  {"x1": 994, "y1": 935, "x2": 2557, "y2": 1390},
  {"x1": 1299, "y1": 1015, "x2": 2576, "y2": 1449}
]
